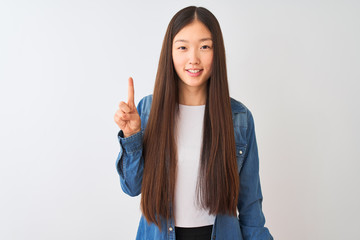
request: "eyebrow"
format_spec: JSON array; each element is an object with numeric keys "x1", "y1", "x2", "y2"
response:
[{"x1": 174, "y1": 38, "x2": 213, "y2": 43}]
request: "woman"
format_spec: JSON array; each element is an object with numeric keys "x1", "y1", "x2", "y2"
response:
[{"x1": 114, "y1": 6, "x2": 273, "y2": 240}]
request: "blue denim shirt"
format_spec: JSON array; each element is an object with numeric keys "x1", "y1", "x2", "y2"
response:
[{"x1": 116, "y1": 95, "x2": 273, "y2": 240}]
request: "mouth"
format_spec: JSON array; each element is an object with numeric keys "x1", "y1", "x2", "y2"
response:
[
  {"x1": 187, "y1": 69, "x2": 201, "y2": 73},
  {"x1": 186, "y1": 69, "x2": 203, "y2": 77}
]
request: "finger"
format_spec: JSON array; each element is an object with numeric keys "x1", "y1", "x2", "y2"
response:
[
  {"x1": 119, "y1": 111, "x2": 131, "y2": 121},
  {"x1": 114, "y1": 113, "x2": 125, "y2": 128},
  {"x1": 116, "y1": 113, "x2": 129, "y2": 124},
  {"x1": 119, "y1": 101, "x2": 131, "y2": 113},
  {"x1": 117, "y1": 119, "x2": 126, "y2": 130},
  {"x1": 128, "y1": 77, "x2": 135, "y2": 108},
  {"x1": 114, "y1": 111, "x2": 122, "y2": 120},
  {"x1": 115, "y1": 110, "x2": 124, "y2": 120}
]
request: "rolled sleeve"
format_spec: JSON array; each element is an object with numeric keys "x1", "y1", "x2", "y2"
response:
[{"x1": 116, "y1": 129, "x2": 144, "y2": 197}]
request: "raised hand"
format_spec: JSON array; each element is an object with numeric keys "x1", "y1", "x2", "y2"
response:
[{"x1": 114, "y1": 77, "x2": 141, "y2": 138}]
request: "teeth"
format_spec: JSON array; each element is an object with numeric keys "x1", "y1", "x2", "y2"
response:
[{"x1": 188, "y1": 69, "x2": 201, "y2": 73}]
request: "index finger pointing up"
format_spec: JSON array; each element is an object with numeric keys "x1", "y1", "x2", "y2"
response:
[{"x1": 128, "y1": 77, "x2": 135, "y2": 107}]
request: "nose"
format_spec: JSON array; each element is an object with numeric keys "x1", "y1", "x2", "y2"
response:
[{"x1": 188, "y1": 48, "x2": 200, "y2": 65}]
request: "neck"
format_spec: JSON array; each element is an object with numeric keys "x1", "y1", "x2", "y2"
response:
[{"x1": 178, "y1": 83, "x2": 207, "y2": 106}]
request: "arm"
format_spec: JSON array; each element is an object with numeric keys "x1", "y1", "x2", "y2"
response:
[
  {"x1": 237, "y1": 110, "x2": 273, "y2": 239},
  {"x1": 115, "y1": 98, "x2": 146, "y2": 197},
  {"x1": 116, "y1": 129, "x2": 144, "y2": 197}
]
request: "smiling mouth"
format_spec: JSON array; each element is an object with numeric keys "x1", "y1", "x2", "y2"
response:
[{"x1": 186, "y1": 69, "x2": 202, "y2": 73}]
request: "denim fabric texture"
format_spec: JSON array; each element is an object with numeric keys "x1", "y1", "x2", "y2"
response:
[{"x1": 116, "y1": 95, "x2": 273, "y2": 240}]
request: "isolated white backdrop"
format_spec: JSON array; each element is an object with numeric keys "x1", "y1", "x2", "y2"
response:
[{"x1": 1, "y1": 0, "x2": 359, "y2": 239}]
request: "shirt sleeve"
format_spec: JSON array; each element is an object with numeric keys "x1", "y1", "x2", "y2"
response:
[{"x1": 237, "y1": 110, "x2": 273, "y2": 239}]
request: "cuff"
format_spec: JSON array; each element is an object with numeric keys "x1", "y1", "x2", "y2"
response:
[{"x1": 118, "y1": 129, "x2": 144, "y2": 154}]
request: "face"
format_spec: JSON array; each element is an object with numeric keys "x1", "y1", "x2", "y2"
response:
[{"x1": 172, "y1": 20, "x2": 213, "y2": 93}]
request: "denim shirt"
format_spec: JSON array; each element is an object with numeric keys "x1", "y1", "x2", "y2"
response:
[{"x1": 116, "y1": 95, "x2": 273, "y2": 240}]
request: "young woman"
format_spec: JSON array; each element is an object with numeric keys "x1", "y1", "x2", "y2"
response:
[{"x1": 114, "y1": 6, "x2": 273, "y2": 240}]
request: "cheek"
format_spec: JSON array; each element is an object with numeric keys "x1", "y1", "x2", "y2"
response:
[
  {"x1": 172, "y1": 52, "x2": 178, "y2": 65},
  {"x1": 205, "y1": 54, "x2": 213, "y2": 77},
  {"x1": 205, "y1": 54, "x2": 213, "y2": 70},
  {"x1": 173, "y1": 55, "x2": 185, "y2": 71}
]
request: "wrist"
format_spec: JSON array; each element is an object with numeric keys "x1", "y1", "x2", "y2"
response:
[{"x1": 124, "y1": 129, "x2": 141, "y2": 138}]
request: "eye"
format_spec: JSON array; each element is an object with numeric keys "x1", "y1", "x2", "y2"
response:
[
  {"x1": 201, "y1": 45, "x2": 212, "y2": 50},
  {"x1": 178, "y1": 46, "x2": 186, "y2": 50}
]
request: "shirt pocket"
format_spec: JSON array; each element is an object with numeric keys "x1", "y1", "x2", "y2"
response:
[{"x1": 235, "y1": 144, "x2": 247, "y2": 173}]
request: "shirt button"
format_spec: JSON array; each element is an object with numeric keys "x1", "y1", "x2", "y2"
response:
[
  {"x1": 239, "y1": 150, "x2": 243, "y2": 155},
  {"x1": 169, "y1": 227, "x2": 173, "y2": 231}
]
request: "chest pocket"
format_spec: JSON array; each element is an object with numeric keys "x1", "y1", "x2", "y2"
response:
[{"x1": 236, "y1": 144, "x2": 247, "y2": 173}]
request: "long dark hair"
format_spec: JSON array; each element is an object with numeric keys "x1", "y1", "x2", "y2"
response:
[{"x1": 141, "y1": 6, "x2": 239, "y2": 229}]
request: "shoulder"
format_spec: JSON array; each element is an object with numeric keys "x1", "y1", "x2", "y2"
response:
[
  {"x1": 138, "y1": 94, "x2": 153, "y2": 105},
  {"x1": 230, "y1": 97, "x2": 249, "y2": 114},
  {"x1": 230, "y1": 97, "x2": 255, "y2": 129},
  {"x1": 137, "y1": 95, "x2": 252, "y2": 117}
]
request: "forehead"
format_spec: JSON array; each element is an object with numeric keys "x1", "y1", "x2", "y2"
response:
[{"x1": 173, "y1": 20, "x2": 212, "y2": 42}]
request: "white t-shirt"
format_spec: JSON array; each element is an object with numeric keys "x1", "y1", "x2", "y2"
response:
[{"x1": 174, "y1": 104, "x2": 216, "y2": 227}]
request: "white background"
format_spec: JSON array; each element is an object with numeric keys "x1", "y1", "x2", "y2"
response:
[{"x1": 1, "y1": 0, "x2": 359, "y2": 239}]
